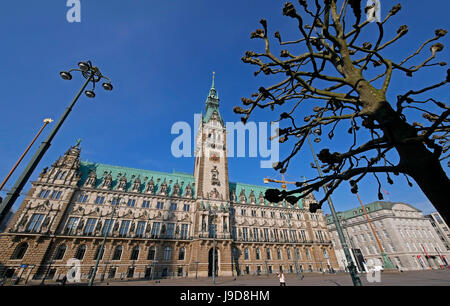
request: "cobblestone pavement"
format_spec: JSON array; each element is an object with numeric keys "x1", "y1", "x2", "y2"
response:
[{"x1": 86, "y1": 270, "x2": 450, "y2": 286}]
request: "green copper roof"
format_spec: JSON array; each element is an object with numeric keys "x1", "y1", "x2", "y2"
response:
[
  {"x1": 78, "y1": 161, "x2": 195, "y2": 197},
  {"x1": 229, "y1": 182, "x2": 303, "y2": 209},
  {"x1": 325, "y1": 201, "x2": 421, "y2": 224},
  {"x1": 77, "y1": 161, "x2": 303, "y2": 208},
  {"x1": 203, "y1": 74, "x2": 224, "y2": 126}
]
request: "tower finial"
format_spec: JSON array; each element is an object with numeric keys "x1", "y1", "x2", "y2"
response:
[
  {"x1": 212, "y1": 71, "x2": 215, "y2": 89},
  {"x1": 75, "y1": 138, "x2": 82, "y2": 148}
]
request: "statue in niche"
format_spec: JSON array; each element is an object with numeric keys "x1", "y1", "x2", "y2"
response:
[
  {"x1": 184, "y1": 184, "x2": 192, "y2": 198},
  {"x1": 172, "y1": 181, "x2": 180, "y2": 197},
  {"x1": 159, "y1": 179, "x2": 167, "y2": 195},
  {"x1": 147, "y1": 177, "x2": 155, "y2": 194},
  {"x1": 211, "y1": 166, "x2": 220, "y2": 186},
  {"x1": 210, "y1": 188, "x2": 220, "y2": 199}
]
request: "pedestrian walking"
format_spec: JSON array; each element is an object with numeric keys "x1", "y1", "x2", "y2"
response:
[{"x1": 278, "y1": 271, "x2": 286, "y2": 287}]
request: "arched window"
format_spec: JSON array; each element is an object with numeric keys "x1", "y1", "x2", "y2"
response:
[
  {"x1": 266, "y1": 248, "x2": 272, "y2": 260},
  {"x1": 178, "y1": 247, "x2": 185, "y2": 260},
  {"x1": 277, "y1": 248, "x2": 282, "y2": 260},
  {"x1": 147, "y1": 246, "x2": 156, "y2": 260},
  {"x1": 305, "y1": 249, "x2": 311, "y2": 261},
  {"x1": 256, "y1": 248, "x2": 261, "y2": 260},
  {"x1": 112, "y1": 246, "x2": 123, "y2": 260},
  {"x1": 10, "y1": 242, "x2": 28, "y2": 260},
  {"x1": 75, "y1": 245, "x2": 86, "y2": 260},
  {"x1": 130, "y1": 246, "x2": 140, "y2": 260},
  {"x1": 54, "y1": 244, "x2": 67, "y2": 260},
  {"x1": 94, "y1": 246, "x2": 104, "y2": 261},
  {"x1": 244, "y1": 248, "x2": 249, "y2": 260},
  {"x1": 287, "y1": 248, "x2": 292, "y2": 260},
  {"x1": 164, "y1": 247, "x2": 172, "y2": 261}
]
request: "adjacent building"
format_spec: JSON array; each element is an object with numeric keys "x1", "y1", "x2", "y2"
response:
[
  {"x1": 0, "y1": 78, "x2": 338, "y2": 283},
  {"x1": 326, "y1": 201, "x2": 450, "y2": 272},
  {"x1": 425, "y1": 212, "x2": 450, "y2": 251}
]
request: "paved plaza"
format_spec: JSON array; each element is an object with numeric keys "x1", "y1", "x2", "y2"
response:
[{"x1": 81, "y1": 270, "x2": 450, "y2": 286}]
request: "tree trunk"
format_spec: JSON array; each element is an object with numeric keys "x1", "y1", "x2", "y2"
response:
[{"x1": 375, "y1": 102, "x2": 450, "y2": 224}]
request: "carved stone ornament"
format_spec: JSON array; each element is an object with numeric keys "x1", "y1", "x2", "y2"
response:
[{"x1": 211, "y1": 166, "x2": 220, "y2": 186}]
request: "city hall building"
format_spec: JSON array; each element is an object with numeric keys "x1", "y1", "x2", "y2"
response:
[{"x1": 0, "y1": 80, "x2": 338, "y2": 283}]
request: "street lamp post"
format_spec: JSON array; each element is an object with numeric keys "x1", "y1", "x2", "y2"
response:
[
  {"x1": 356, "y1": 193, "x2": 396, "y2": 270},
  {"x1": 208, "y1": 206, "x2": 217, "y2": 284},
  {"x1": 0, "y1": 61, "x2": 113, "y2": 224},
  {"x1": 89, "y1": 199, "x2": 118, "y2": 286},
  {"x1": 286, "y1": 214, "x2": 303, "y2": 280},
  {"x1": 0, "y1": 118, "x2": 53, "y2": 193},
  {"x1": 306, "y1": 133, "x2": 362, "y2": 286},
  {"x1": 341, "y1": 218, "x2": 363, "y2": 273}
]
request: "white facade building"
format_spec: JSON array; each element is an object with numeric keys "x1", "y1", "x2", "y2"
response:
[{"x1": 326, "y1": 201, "x2": 450, "y2": 272}]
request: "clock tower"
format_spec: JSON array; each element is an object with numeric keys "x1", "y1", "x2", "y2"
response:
[{"x1": 194, "y1": 73, "x2": 230, "y2": 202}]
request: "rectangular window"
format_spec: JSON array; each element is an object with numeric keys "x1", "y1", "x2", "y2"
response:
[
  {"x1": 127, "y1": 199, "x2": 136, "y2": 207},
  {"x1": 77, "y1": 193, "x2": 88, "y2": 203},
  {"x1": 170, "y1": 203, "x2": 177, "y2": 211},
  {"x1": 253, "y1": 228, "x2": 259, "y2": 241},
  {"x1": 167, "y1": 223, "x2": 175, "y2": 237},
  {"x1": 243, "y1": 227, "x2": 248, "y2": 241},
  {"x1": 157, "y1": 201, "x2": 164, "y2": 209},
  {"x1": 183, "y1": 204, "x2": 190, "y2": 212},
  {"x1": 142, "y1": 200, "x2": 150, "y2": 208},
  {"x1": 39, "y1": 189, "x2": 51, "y2": 199},
  {"x1": 95, "y1": 196, "x2": 105, "y2": 205},
  {"x1": 241, "y1": 209, "x2": 246, "y2": 216},
  {"x1": 27, "y1": 214, "x2": 44, "y2": 232},
  {"x1": 270, "y1": 212, "x2": 275, "y2": 218},
  {"x1": 102, "y1": 219, "x2": 113, "y2": 236},
  {"x1": 263, "y1": 228, "x2": 269, "y2": 241},
  {"x1": 209, "y1": 223, "x2": 217, "y2": 238},
  {"x1": 136, "y1": 221, "x2": 146, "y2": 237},
  {"x1": 251, "y1": 210, "x2": 256, "y2": 217},
  {"x1": 66, "y1": 217, "x2": 79, "y2": 234},
  {"x1": 112, "y1": 197, "x2": 121, "y2": 205},
  {"x1": 151, "y1": 222, "x2": 161, "y2": 237},
  {"x1": 261, "y1": 211, "x2": 266, "y2": 218},
  {"x1": 180, "y1": 224, "x2": 189, "y2": 239},
  {"x1": 51, "y1": 191, "x2": 62, "y2": 200},
  {"x1": 119, "y1": 220, "x2": 130, "y2": 237},
  {"x1": 84, "y1": 218, "x2": 97, "y2": 235}
]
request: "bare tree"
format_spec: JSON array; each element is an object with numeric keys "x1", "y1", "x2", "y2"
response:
[{"x1": 234, "y1": 1, "x2": 450, "y2": 222}]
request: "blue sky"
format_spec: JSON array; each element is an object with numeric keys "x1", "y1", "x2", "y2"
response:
[{"x1": 0, "y1": 0, "x2": 448, "y2": 216}]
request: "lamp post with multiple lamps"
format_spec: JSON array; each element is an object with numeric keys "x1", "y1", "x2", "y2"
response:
[
  {"x1": 89, "y1": 199, "x2": 119, "y2": 286},
  {"x1": 306, "y1": 132, "x2": 363, "y2": 286},
  {"x1": 285, "y1": 214, "x2": 303, "y2": 280},
  {"x1": 208, "y1": 205, "x2": 218, "y2": 284},
  {"x1": 0, "y1": 61, "x2": 113, "y2": 225}
]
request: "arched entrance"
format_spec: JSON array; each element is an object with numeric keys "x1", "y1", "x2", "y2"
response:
[{"x1": 208, "y1": 248, "x2": 218, "y2": 277}]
